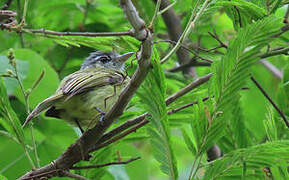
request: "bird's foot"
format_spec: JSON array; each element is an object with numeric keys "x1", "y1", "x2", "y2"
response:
[{"x1": 95, "y1": 107, "x2": 106, "y2": 125}]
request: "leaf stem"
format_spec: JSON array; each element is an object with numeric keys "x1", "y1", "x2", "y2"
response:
[
  {"x1": 12, "y1": 53, "x2": 41, "y2": 167},
  {"x1": 250, "y1": 76, "x2": 289, "y2": 129},
  {"x1": 160, "y1": 0, "x2": 211, "y2": 63}
]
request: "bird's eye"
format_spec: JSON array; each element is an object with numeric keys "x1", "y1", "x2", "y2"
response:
[{"x1": 98, "y1": 57, "x2": 110, "y2": 63}]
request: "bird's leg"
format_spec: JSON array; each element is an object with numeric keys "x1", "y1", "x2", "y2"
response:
[
  {"x1": 74, "y1": 118, "x2": 84, "y2": 134},
  {"x1": 104, "y1": 85, "x2": 117, "y2": 109},
  {"x1": 95, "y1": 107, "x2": 106, "y2": 125}
]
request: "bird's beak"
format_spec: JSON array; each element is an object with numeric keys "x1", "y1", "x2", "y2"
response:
[{"x1": 117, "y1": 52, "x2": 134, "y2": 62}]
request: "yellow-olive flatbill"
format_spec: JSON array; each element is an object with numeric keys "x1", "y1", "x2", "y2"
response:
[{"x1": 23, "y1": 51, "x2": 134, "y2": 132}]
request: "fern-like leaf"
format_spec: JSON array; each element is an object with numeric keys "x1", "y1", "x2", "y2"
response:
[
  {"x1": 201, "y1": 16, "x2": 283, "y2": 153},
  {"x1": 203, "y1": 141, "x2": 289, "y2": 180},
  {"x1": 137, "y1": 47, "x2": 178, "y2": 179}
]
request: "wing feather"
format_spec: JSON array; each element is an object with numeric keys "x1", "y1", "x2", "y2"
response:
[{"x1": 24, "y1": 67, "x2": 125, "y2": 127}]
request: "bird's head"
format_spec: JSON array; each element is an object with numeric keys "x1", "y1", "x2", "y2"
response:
[{"x1": 81, "y1": 51, "x2": 134, "y2": 72}]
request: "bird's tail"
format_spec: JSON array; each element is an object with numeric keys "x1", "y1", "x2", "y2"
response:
[{"x1": 22, "y1": 94, "x2": 62, "y2": 127}]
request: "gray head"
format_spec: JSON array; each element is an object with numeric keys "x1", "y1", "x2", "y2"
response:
[{"x1": 81, "y1": 51, "x2": 134, "y2": 72}]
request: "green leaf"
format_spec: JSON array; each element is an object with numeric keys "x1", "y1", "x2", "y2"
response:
[
  {"x1": 204, "y1": 16, "x2": 283, "y2": 153},
  {"x1": 0, "y1": 174, "x2": 8, "y2": 180},
  {"x1": 263, "y1": 106, "x2": 278, "y2": 141},
  {"x1": 203, "y1": 141, "x2": 289, "y2": 180},
  {"x1": 0, "y1": 78, "x2": 25, "y2": 144},
  {"x1": 9, "y1": 49, "x2": 59, "y2": 108},
  {"x1": 31, "y1": 34, "x2": 118, "y2": 51},
  {"x1": 137, "y1": 47, "x2": 178, "y2": 179},
  {"x1": 212, "y1": 0, "x2": 266, "y2": 30},
  {"x1": 0, "y1": 55, "x2": 29, "y2": 93},
  {"x1": 181, "y1": 128, "x2": 197, "y2": 155}
]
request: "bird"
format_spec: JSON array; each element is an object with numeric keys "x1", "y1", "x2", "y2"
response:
[{"x1": 23, "y1": 51, "x2": 134, "y2": 132}]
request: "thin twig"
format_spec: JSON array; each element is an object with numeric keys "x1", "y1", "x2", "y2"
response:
[
  {"x1": 22, "y1": 29, "x2": 134, "y2": 37},
  {"x1": 149, "y1": 0, "x2": 162, "y2": 28},
  {"x1": 91, "y1": 120, "x2": 149, "y2": 151},
  {"x1": 167, "y1": 97, "x2": 209, "y2": 115},
  {"x1": 154, "y1": 0, "x2": 197, "y2": 75},
  {"x1": 57, "y1": 48, "x2": 73, "y2": 74},
  {"x1": 208, "y1": 30, "x2": 228, "y2": 49},
  {"x1": 166, "y1": 73, "x2": 212, "y2": 105},
  {"x1": 82, "y1": 0, "x2": 92, "y2": 26},
  {"x1": 92, "y1": 113, "x2": 148, "y2": 149},
  {"x1": 71, "y1": 157, "x2": 141, "y2": 170},
  {"x1": 167, "y1": 60, "x2": 211, "y2": 72},
  {"x1": 250, "y1": 76, "x2": 289, "y2": 129},
  {"x1": 61, "y1": 171, "x2": 90, "y2": 180},
  {"x1": 155, "y1": 40, "x2": 213, "y2": 63},
  {"x1": 259, "y1": 47, "x2": 289, "y2": 58},
  {"x1": 161, "y1": 0, "x2": 211, "y2": 62},
  {"x1": 20, "y1": 169, "x2": 59, "y2": 180},
  {"x1": 157, "y1": 0, "x2": 176, "y2": 15}
]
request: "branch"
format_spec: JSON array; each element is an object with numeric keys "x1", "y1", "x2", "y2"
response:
[
  {"x1": 71, "y1": 157, "x2": 141, "y2": 170},
  {"x1": 167, "y1": 96, "x2": 209, "y2": 115},
  {"x1": 271, "y1": 24, "x2": 289, "y2": 38},
  {"x1": 250, "y1": 76, "x2": 289, "y2": 129},
  {"x1": 61, "y1": 171, "x2": 90, "y2": 180},
  {"x1": 259, "y1": 47, "x2": 289, "y2": 58},
  {"x1": 166, "y1": 73, "x2": 212, "y2": 105},
  {"x1": 153, "y1": 0, "x2": 196, "y2": 75},
  {"x1": 91, "y1": 119, "x2": 149, "y2": 151},
  {"x1": 167, "y1": 60, "x2": 210, "y2": 72},
  {"x1": 208, "y1": 30, "x2": 228, "y2": 49},
  {"x1": 23, "y1": 28, "x2": 134, "y2": 37},
  {"x1": 156, "y1": 39, "x2": 213, "y2": 63},
  {"x1": 19, "y1": 0, "x2": 152, "y2": 179},
  {"x1": 160, "y1": 0, "x2": 212, "y2": 63}
]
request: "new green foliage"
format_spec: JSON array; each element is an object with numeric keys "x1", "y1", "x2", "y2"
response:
[
  {"x1": 0, "y1": 79, "x2": 24, "y2": 144},
  {"x1": 203, "y1": 141, "x2": 289, "y2": 179},
  {"x1": 205, "y1": 16, "x2": 283, "y2": 153},
  {"x1": 137, "y1": 47, "x2": 178, "y2": 179}
]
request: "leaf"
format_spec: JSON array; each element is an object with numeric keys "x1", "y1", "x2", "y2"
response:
[
  {"x1": 203, "y1": 141, "x2": 289, "y2": 180},
  {"x1": 0, "y1": 55, "x2": 29, "y2": 93},
  {"x1": 8, "y1": 49, "x2": 60, "y2": 108},
  {"x1": 212, "y1": 0, "x2": 266, "y2": 30},
  {"x1": 0, "y1": 174, "x2": 8, "y2": 180},
  {"x1": 137, "y1": 47, "x2": 178, "y2": 179},
  {"x1": 33, "y1": 34, "x2": 119, "y2": 51},
  {"x1": 263, "y1": 106, "x2": 278, "y2": 141},
  {"x1": 202, "y1": 16, "x2": 283, "y2": 153},
  {"x1": 181, "y1": 128, "x2": 197, "y2": 155},
  {"x1": 86, "y1": 147, "x2": 113, "y2": 179},
  {"x1": 0, "y1": 78, "x2": 25, "y2": 144}
]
